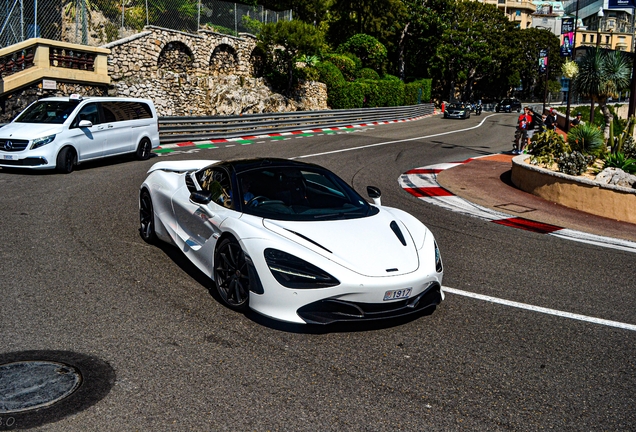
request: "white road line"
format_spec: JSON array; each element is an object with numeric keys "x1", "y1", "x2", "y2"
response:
[
  {"x1": 293, "y1": 114, "x2": 498, "y2": 159},
  {"x1": 443, "y1": 286, "x2": 636, "y2": 331}
]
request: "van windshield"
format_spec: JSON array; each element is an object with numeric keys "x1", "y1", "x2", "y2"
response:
[{"x1": 14, "y1": 101, "x2": 79, "y2": 124}]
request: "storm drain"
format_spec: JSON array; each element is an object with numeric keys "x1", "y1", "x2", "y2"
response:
[{"x1": 0, "y1": 361, "x2": 82, "y2": 413}]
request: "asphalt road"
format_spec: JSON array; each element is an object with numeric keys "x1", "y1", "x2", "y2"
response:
[{"x1": 1, "y1": 112, "x2": 634, "y2": 431}]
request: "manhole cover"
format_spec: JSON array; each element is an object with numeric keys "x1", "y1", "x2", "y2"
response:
[{"x1": 0, "y1": 361, "x2": 82, "y2": 413}]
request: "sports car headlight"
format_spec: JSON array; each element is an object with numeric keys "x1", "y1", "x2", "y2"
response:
[
  {"x1": 434, "y1": 241, "x2": 443, "y2": 273},
  {"x1": 264, "y1": 248, "x2": 340, "y2": 289},
  {"x1": 31, "y1": 134, "x2": 56, "y2": 149}
]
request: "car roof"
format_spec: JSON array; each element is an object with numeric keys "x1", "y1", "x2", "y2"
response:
[{"x1": 213, "y1": 158, "x2": 325, "y2": 175}]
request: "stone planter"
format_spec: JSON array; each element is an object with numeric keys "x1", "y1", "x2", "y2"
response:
[{"x1": 511, "y1": 155, "x2": 636, "y2": 224}]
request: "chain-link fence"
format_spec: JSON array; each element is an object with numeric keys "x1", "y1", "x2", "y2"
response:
[{"x1": 0, "y1": 0, "x2": 291, "y2": 49}]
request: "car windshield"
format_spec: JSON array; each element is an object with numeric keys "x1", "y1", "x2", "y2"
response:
[
  {"x1": 14, "y1": 100, "x2": 79, "y2": 124},
  {"x1": 236, "y1": 166, "x2": 378, "y2": 221},
  {"x1": 448, "y1": 103, "x2": 464, "y2": 109}
]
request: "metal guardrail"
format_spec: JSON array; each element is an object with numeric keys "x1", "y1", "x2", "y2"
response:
[{"x1": 158, "y1": 104, "x2": 436, "y2": 143}]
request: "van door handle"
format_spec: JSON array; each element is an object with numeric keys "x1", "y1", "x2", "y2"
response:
[{"x1": 108, "y1": 124, "x2": 114, "y2": 128}]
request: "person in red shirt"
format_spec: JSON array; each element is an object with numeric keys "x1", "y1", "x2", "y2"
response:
[{"x1": 514, "y1": 107, "x2": 532, "y2": 154}]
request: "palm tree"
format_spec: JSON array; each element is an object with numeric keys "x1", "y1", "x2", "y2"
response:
[{"x1": 574, "y1": 48, "x2": 631, "y2": 141}]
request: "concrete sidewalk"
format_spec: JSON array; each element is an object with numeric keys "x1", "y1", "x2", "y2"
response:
[{"x1": 435, "y1": 154, "x2": 636, "y2": 243}]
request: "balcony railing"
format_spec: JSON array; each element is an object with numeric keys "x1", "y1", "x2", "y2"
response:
[{"x1": 0, "y1": 38, "x2": 110, "y2": 95}]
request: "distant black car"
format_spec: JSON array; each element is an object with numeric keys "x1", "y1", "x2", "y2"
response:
[
  {"x1": 495, "y1": 98, "x2": 522, "y2": 113},
  {"x1": 443, "y1": 103, "x2": 471, "y2": 119}
]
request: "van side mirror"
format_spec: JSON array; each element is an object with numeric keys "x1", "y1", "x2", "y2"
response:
[
  {"x1": 78, "y1": 120, "x2": 92, "y2": 128},
  {"x1": 367, "y1": 186, "x2": 381, "y2": 206}
]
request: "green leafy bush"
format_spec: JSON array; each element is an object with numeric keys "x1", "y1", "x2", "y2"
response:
[
  {"x1": 567, "y1": 123, "x2": 605, "y2": 156},
  {"x1": 528, "y1": 130, "x2": 570, "y2": 165},
  {"x1": 315, "y1": 61, "x2": 345, "y2": 89},
  {"x1": 296, "y1": 65, "x2": 320, "y2": 82},
  {"x1": 558, "y1": 151, "x2": 591, "y2": 175},
  {"x1": 381, "y1": 74, "x2": 401, "y2": 82},
  {"x1": 329, "y1": 81, "x2": 365, "y2": 109},
  {"x1": 603, "y1": 152, "x2": 636, "y2": 174},
  {"x1": 337, "y1": 34, "x2": 387, "y2": 71},
  {"x1": 357, "y1": 68, "x2": 380, "y2": 80},
  {"x1": 324, "y1": 54, "x2": 357, "y2": 81},
  {"x1": 404, "y1": 79, "x2": 432, "y2": 104}
]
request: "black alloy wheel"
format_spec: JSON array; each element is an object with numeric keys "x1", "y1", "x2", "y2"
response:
[
  {"x1": 139, "y1": 190, "x2": 157, "y2": 243},
  {"x1": 214, "y1": 237, "x2": 250, "y2": 311},
  {"x1": 56, "y1": 147, "x2": 76, "y2": 174},
  {"x1": 136, "y1": 138, "x2": 152, "y2": 160}
]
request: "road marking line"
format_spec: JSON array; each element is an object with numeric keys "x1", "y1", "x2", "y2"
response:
[
  {"x1": 443, "y1": 286, "x2": 636, "y2": 331},
  {"x1": 293, "y1": 115, "x2": 497, "y2": 159}
]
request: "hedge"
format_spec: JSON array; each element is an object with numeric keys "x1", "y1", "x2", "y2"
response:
[{"x1": 404, "y1": 79, "x2": 432, "y2": 104}]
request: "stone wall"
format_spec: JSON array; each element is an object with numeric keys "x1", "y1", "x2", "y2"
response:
[
  {"x1": 104, "y1": 26, "x2": 327, "y2": 116},
  {"x1": 0, "y1": 26, "x2": 328, "y2": 121}
]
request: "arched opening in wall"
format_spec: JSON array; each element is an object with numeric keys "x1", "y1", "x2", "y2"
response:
[
  {"x1": 209, "y1": 44, "x2": 238, "y2": 76},
  {"x1": 249, "y1": 46, "x2": 266, "y2": 78},
  {"x1": 157, "y1": 41, "x2": 194, "y2": 73}
]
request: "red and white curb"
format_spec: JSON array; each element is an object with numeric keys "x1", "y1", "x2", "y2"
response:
[
  {"x1": 399, "y1": 158, "x2": 636, "y2": 254},
  {"x1": 156, "y1": 114, "x2": 434, "y2": 150}
]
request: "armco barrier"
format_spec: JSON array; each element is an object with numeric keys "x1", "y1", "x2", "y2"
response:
[{"x1": 158, "y1": 104, "x2": 435, "y2": 143}]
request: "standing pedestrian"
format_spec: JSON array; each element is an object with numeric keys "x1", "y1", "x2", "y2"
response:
[
  {"x1": 514, "y1": 107, "x2": 532, "y2": 154},
  {"x1": 544, "y1": 108, "x2": 558, "y2": 131}
]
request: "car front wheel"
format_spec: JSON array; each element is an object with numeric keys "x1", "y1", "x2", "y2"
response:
[
  {"x1": 56, "y1": 147, "x2": 76, "y2": 174},
  {"x1": 214, "y1": 237, "x2": 250, "y2": 311},
  {"x1": 139, "y1": 190, "x2": 157, "y2": 243}
]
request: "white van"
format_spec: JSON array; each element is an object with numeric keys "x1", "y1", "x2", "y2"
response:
[{"x1": 0, "y1": 94, "x2": 160, "y2": 173}]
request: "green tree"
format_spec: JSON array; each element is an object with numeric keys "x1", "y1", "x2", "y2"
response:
[
  {"x1": 510, "y1": 28, "x2": 562, "y2": 101},
  {"x1": 434, "y1": 0, "x2": 516, "y2": 101},
  {"x1": 258, "y1": 20, "x2": 324, "y2": 94},
  {"x1": 574, "y1": 48, "x2": 632, "y2": 140},
  {"x1": 337, "y1": 34, "x2": 387, "y2": 71}
]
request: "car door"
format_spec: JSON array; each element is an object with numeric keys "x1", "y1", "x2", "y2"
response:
[
  {"x1": 171, "y1": 168, "x2": 233, "y2": 276},
  {"x1": 100, "y1": 101, "x2": 132, "y2": 156},
  {"x1": 68, "y1": 102, "x2": 106, "y2": 161}
]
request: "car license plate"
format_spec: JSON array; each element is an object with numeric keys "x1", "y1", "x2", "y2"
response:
[
  {"x1": 1, "y1": 154, "x2": 17, "y2": 160},
  {"x1": 383, "y1": 288, "x2": 412, "y2": 301}
]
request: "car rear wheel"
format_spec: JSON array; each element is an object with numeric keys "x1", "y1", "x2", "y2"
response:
[
  {"x1": 214, "y1": 237, "x2": 250, "y2": 311},
  {"x1": 56, "y1": 147, "x2": 76, "y2": 174},
  {"x1": 135, "y1": 138, "x2": 152, "y2": 160},
  {"x1": 139, "y1": 190, "x2": 157, "y2": 243}
]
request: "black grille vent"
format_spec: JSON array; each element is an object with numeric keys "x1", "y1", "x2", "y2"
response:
[
  {"x1": 0, "y1": 139, "x2": 29, "y2": 152},
  {"x1": 390, "y1": 221, "x2": 407, "y2": 246}
]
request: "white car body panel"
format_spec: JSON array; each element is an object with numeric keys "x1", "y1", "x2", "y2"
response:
[{"x1": 140, "y1": 159, "x2": 444, "y2": 324}]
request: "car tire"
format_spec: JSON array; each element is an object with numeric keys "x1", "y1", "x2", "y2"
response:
[
  {"x1": 56, "y1": 147, "x2": 76, "y2": 174},
  {"x1": 139, "y1": 190, "x2": 157, "y2": 243},
  {"x1": 135, "y1": 137, "x2": 152, "y2": 161},
  {"x1": 214, "y1": 237, "x2": 250, "y2": 311}
]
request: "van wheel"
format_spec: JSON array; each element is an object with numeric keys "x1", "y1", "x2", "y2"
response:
[
  {"x1": 135, "y1": 138, "x2": 152, "y2": 160},
  {"x1": 56, "y1": 147, "x2": 76, "y2": 174}
]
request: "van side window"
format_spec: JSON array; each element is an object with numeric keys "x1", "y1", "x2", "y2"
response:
[
  {"x1": 100, "y1": 101, "x2": 153, "y2": 122},
  {"x1": 72, "y1": 103, "x2": 101, "y2": 127},
  {"x1": 102, "y1": 105, "x2": 117, "y2": 123}
]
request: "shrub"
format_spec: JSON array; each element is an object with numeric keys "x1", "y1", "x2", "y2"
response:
[
  {"x1": 558, "y1": 151, "x2": 591, "y2": 175},
  {"x1": 329, "y1": 81, "x2": 365, "y2": 109},
  {"x1": 356, "y1": 79, "x2": 404, "y2": 107},
  {"x1": 357, "y1": 68, "x2": 380, "y2": 80},
  {"x1": 337, "y1": 34, "x2": 387, "y2": 71},
  {"x1": 623, "y1": 136, "x2": 636, "y2": 159},
  {"x1": 381, "y1": 74, "x2": 401, "y2": 82},
  {"x1": 603, "y1": 152, "x2": 636, "y2": 174},
  {"x1": 567, "y1": 123, "x2": 605, "y2": 156},
  {"x1": 296, "y1": 65, "x2": 320, "y2": 82},
  {"x1": 404, "y1": 79, "x2": 432, "y2": 104},
  {"x1": 528, "y1": 130, "x2": 570, "y2": 165},
  {"x1": 314, "y1": 61, "x2": 345, "y2": 88},
  {"x1": 323, "y1": 54, "x2": 357, "y2": 81}
]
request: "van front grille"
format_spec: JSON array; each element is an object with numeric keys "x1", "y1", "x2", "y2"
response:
[{"x1": 0, "y1": 139, "x2": 29, "y2": 152}]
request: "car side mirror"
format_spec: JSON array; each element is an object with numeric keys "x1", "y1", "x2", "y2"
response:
[
  {"x1": 367, "y1": 186, "x2": 381, "y2": 206},
  {"x1": 190, "y1": 190, "x2": 213, "y2": 205},
  {"x1": 78, "y1": 120, "x2": 92, "y2": 128}
]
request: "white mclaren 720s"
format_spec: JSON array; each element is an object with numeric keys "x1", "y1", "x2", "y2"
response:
[{"x1": 139, "y1": 158, "x2": 444, "y2": 324}]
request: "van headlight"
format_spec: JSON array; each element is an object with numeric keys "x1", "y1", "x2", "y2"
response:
[
  {"x1": 264, "y1": 248, "x2": 340, "y2": 289},
  {"x1": 31, "y1": 134, "x2": 56, "y2": 149}
]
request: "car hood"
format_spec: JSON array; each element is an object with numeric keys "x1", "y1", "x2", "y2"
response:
[
  {"x1": 263, "y1": 210, "x2": 421, "y2": 277},
  {"x1": 0, "y1": 123, "x2": 63, "y2": 139}
]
